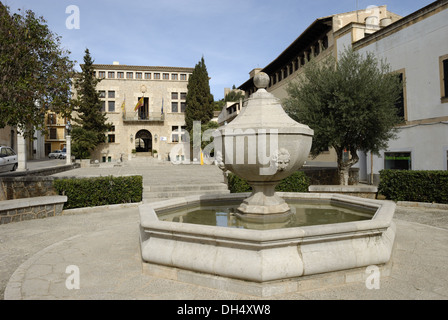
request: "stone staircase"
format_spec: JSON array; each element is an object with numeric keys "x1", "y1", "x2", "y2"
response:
[
  {"x1": 135, "y1": 162, "x2": 230, "y2": 203},
  {"x1": 143, "y1": 183, "x2": 230, "y2": 203}
]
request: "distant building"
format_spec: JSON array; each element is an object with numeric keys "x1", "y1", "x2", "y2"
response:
[
  {"x1": 217, "y1": 87, "x2": 245, "y2": 126},
  {"x1": 239, "y1": 5, "x2": 402, "y2": 168},
  {"x1": 73, "y1": 63, "x2": 194, "y2": 162},
  {"x1": 239, "y1": 1, "x2": 448, "y2": 182},
  {"x1": 44, "y1": 112, "x2": 69, "y2": 155}
]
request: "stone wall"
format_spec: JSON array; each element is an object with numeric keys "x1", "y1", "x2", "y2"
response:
[
  {"x1": 0, "y1": 176, "x2": 58, "y2": 201},
  {"x1": 0, "y1": 196, "x2": 67, "y2": 225}
]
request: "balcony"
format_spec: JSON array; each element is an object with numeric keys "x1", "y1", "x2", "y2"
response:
[{"x1": 122, "y1": 112, "x2": 165, "y2": 123}]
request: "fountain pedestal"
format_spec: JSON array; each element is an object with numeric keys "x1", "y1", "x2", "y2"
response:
[{"x1": 235, "y1": 181, "x2": 292, "y2": 222}]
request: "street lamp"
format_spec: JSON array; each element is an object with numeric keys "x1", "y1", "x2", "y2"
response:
[{"x1": 65, "y1": 121, "x2": 72, "y2": 136}]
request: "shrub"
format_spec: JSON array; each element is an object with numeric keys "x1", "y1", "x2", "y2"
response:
[
  {"x1": 378, "y1": 170, "x2": 448, "y2": 204},
  {"x1": 53, "y1": 175, "x2": 143, "y2": 209},
  {"x1": 227, "y1": 171, "x2": 310, "y2": 193}
]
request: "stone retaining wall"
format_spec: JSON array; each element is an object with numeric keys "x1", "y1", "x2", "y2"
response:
[
  {"x1": 0, "y1": 196, "x2": 67, "y2": 225},
  {"x1": 0, "y1": 176, "x2": 58, "y2": 201}
]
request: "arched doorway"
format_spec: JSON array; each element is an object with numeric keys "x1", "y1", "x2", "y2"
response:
[{"x1": 135, "y1": 130, "x2": 152, "y2": 153}]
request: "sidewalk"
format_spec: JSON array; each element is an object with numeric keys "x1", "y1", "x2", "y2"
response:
[{"x1": 1, "y1": 161, "x2": 448, "y2": 300}]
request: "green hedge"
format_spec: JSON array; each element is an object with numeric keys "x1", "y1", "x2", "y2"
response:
[
  {"x1": 378, "y1": 170, "x2": 448, "y2": 204},
  {"x1": 54, "y1": 175, "x2": 143, "y2": 209},
  {"x1": 227, "y1": 171, "x2": 310, "y2": 193}
]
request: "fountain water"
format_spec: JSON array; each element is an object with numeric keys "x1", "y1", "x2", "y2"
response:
[{"x1": 139, "y1": 73, "x2": 396, "y2": 296}]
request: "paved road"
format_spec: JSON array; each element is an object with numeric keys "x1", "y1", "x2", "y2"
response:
[{"x1": 1, "y1": 160, "x2": 448, "y2": 300}]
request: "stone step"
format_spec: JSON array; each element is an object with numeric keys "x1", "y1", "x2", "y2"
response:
[
  {"x1": 143, "y1": 189, "x2": 230, "y2": 203},
  {"x1": 143, "y1": 183, "x2": 229, "y2": 192},
  {"x1": 143, "y1": 189, "x2": 230, "y2": 199}
]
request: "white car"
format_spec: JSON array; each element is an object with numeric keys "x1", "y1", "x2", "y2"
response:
[
  {"x1": 48, "y1": 150, "x2": 63, "y2": 159},
  {"x1": 0, "y1": 146, "x2": 18, "y2": 173}
]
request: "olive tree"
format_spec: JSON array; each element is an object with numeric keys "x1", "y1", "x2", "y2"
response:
[{"x1": 284, "y1": 48, "x2": 403, "y2": 185}]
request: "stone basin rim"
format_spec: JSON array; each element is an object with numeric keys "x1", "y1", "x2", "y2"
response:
[{"x1": 139, "y1": 193, "x2": 395, "y2": 244}]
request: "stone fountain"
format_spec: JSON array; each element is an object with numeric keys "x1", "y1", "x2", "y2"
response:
[
  {"x1": 138, "y1": 72, "x2": 396, "y2": 297},
  {"x1": 213, "y1": 72, "x2": 313, "y2": 223}
]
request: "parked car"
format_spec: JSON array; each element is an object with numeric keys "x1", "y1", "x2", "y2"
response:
[
  {"x1": 59, "y1": 148, "x2": 67, "y2": 159},
  {"x1": 0, "y1": 146, "x2": 18, "y2": 172},
  {"x1": 48, "y1": 150, "x2": 63, "y2": 159}
]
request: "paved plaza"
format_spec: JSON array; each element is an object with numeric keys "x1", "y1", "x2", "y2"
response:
[{"x1": 1, "y1": 159, "x2": 448, "y2": 300}]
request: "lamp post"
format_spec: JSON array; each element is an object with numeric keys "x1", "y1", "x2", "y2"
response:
[{"x1": 65, "y1": 121, "x2": 72, "y2": 165}]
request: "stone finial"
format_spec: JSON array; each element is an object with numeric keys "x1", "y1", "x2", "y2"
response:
[{"x1": 253, "y1": 72, "x2": 270, "y2": 89}]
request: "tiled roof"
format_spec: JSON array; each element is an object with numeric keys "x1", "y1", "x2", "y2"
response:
[{"x1": 90, "y1": 64, "x2": 194, "y2": 72}]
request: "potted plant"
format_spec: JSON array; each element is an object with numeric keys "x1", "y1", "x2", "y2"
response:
[{"x1": 153, "y1": 149, "x2": 158, "y2": 158}]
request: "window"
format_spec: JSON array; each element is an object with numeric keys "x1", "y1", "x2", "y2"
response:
[
  {"x1": 110, "y1": 126, "x2": 115, "y2": 132},
  {"x1": 180, "y1": 92, "x2": 187, "y2": 100},
  {"x1": 172, "y1": 126, "x2": 180, "y2": 142},
  {"x1": 117, "y1": 72, "x2": 124, "y2": 79},
  {"x1": 108, "y1": 134, "x2": 115, "y2": 143},
  {"x1": 181, "y1": 102, "x2": 186, "y2": 112},
  {"x1": 108, "y1": 101, "x2": 115, "y2": 112},
  {"x1": 395, "y1": 72, "x2": 405, "y2": 121},
  {"x1": 49, "y1": 128, "x2": 57, "y2": 140},
  {"x1": 98, "y1": 71, "x2": 106, "y2": 78},
  {"x1": 154, "y1": 73, "x2": 160, "y2": 80},
  {"x1": 171, "y1": 92, "x2": 178, "y2": 100},
  {"x1": 384, "y1": 152, "x2": 412, "y2": 170},
  {"x1": 181, "y1": 126, "x2": 187, "y2": 142},
  {"x1": 101, "y1": 101, "x2": 106, "y2": 112},
  {"x1": 48, "y1": 113, "x2": 56, "y2": 125},
  {"x1": 145, "y1": 73, "x2": 151, "y2": 79},
  {"x1": 440, "y1": 55, "x2": 448, "y2": 102},
  {"x1": 136, "y1": 72, "x2": 142, "y2": 79},
  {"x1": 180, "y1": 74, "x2": 187, "y2": 81},
  {"x1": 127, "y1": 72, "x2": 133, "y2": 79},
  {"x1": 108, "y1": 91, "x2": 115, "y2": 98},
  {"x1": 108, "y1": 72, "x2": 115, "y2": 79},
  {"x1": 172, "y1": 74, "x2": 178, "y2": 80},
  {"x1": 99, "y1": 91, "x2": 106, "y2": 98},
  {"x1": 163, "y1": 73, "x2": 169, "y2": 80},
  {"x1": 172, "y1": 102, "x2": 178, "y2": 113}
]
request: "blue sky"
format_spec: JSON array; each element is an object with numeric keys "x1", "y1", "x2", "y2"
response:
[{"x1": 4, "y1": 0, "x2": 435, "y2": 100}]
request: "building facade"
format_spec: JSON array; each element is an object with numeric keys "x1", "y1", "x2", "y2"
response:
[
  {"x1": 44, "y1": 112, "x2": 69, "y2": 155},
  {"x1": 239, "y1": 5, "x2": 402, "y2": 168},
  {"x1": 347, "y1": 0, "x2": 448, "y2": 182},
  {"x1": 81, "y1": 63, "x2": 194, "y2": 163},
  {"x1": 239, "y1": 1, "x2": 448, "y2": 182}
]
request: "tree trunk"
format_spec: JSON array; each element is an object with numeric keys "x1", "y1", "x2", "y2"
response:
[{"x1": 336, "y1": 146, "x2": 359, "y2": 185}]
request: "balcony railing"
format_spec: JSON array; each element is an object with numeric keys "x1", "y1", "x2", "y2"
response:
[{"x1": 122, "y1": 112, "x2": 165, "y2": 122}]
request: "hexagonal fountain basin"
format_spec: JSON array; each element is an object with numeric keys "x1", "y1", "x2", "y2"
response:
[
  {"x1": 139, "y1": 192, "x2": 396, "y2": 294},
  {"x1": 158, "y1": 198, "x2": 375, "y2": 230}
]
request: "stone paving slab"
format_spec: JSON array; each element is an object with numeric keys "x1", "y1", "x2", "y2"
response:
[
  {"x1": 1, "y1": 204, "x2": 448, "y2": 300},
  {"x1": 1, "y1": 160, "x2": 448, "y2": 300}
]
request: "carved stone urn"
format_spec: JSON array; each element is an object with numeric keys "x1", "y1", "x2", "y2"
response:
[{"x1": 214, "y1": 72, "x2": 314, "y2": 222}]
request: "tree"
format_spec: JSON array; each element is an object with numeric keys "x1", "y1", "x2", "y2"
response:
[
  {"x1": 0, "y1": 4, "x2": 75, "y2": 138},
  {"x1": 185, "y1": 56, "x2": 214, "y2": 133},
  {"x1": 284, "y1": 48, "x2": 403, "y2": 185},
  {"x1": 71, "y1": 49, "x2": 111, "y2": 159}
]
